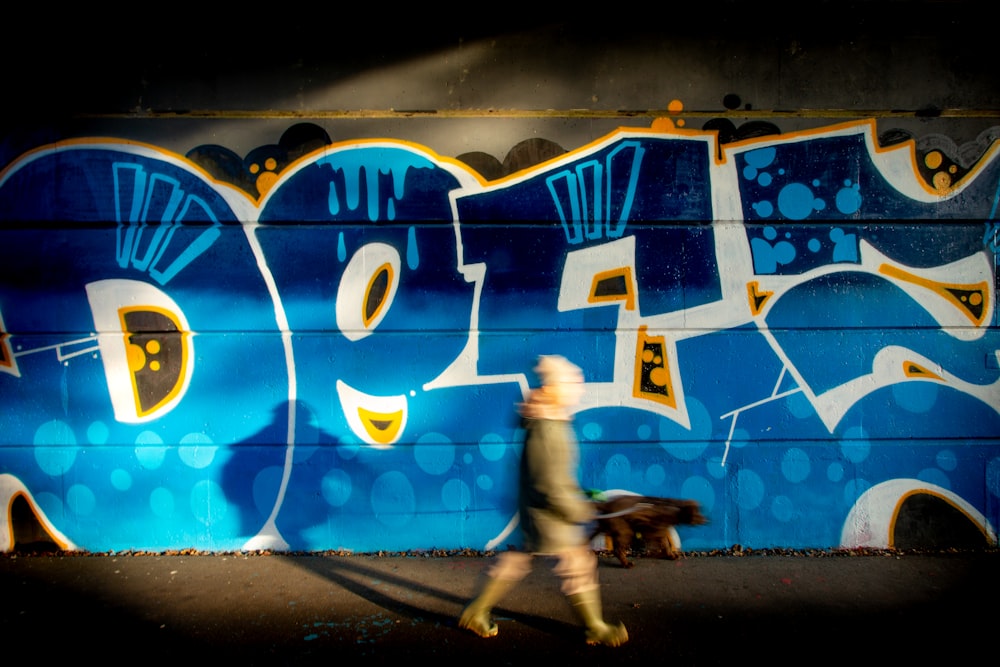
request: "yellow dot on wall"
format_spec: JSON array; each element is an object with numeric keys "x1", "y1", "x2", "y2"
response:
[
  {"x1": 932, "y1": 171, "x2": 952, "y2": 191},
  {"x1": 924, "y1": 151, "x2": 943, "y2": 169},
  {"x1": 126, "y1": 343, "x2": 146, "y2": 372}
]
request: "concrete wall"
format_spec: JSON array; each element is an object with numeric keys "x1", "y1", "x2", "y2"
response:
[{"x1": 1, "y1": 2, "x2": 998, "y2": 554}]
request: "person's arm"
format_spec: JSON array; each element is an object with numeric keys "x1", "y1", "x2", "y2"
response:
[{"x1": 527, "y1": 421, "x2": 595, "y2": 524}]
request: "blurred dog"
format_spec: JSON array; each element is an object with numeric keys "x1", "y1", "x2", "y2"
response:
[{"x1": 591, "y1": 494, "x2": 708, "y2": 568}]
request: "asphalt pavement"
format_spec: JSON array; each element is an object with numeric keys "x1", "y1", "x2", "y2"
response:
[{"x1": 2, "y1": 547, "x2": 996, "y2": 666}]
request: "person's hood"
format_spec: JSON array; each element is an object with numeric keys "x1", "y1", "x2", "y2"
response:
[{"x1": 518, "y1": 386, "x2": 572, "y2": 421}]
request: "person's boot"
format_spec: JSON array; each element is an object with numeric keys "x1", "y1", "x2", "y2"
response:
[
  {"x1": 458, "y1": 577, "x2": 517, "y2": 638},
  {"x1": 567, "y1": 589, "x2": 629, "y2": 646}
]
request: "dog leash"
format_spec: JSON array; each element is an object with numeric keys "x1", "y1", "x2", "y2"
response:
[{"x1": 592, "y1": 502, "x2": 654, "y2": 519}]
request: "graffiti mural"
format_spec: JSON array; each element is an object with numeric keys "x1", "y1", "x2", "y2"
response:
[{"x1": 1, "y1": 119, "x2": 998, "y2": 554}]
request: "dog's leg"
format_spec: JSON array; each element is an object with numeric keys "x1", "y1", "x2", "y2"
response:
[
  {"x1": 614, "y1": 530, "x2": 635, "y2": 568},
  {"x1": 663, "y1": 526, "x2": 680, "y2": 559}
]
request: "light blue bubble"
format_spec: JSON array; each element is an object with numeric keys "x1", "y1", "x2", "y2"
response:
[
  {"x1": 936, "y1": 449, "x2": 957, "y2": 471},
  {"x1": 581, "y1": 421, "x2": 602, "y2": 441},
  {"x1": 253, "y1": 466, "x2": 284, "y2": 515},
  {"x1": 35, "y1": 492, "x2": 62, "y2": 520},
  {"x1": 771, "y1": 495, "x2": 795, "y2": 522},
  {"x1": 807, "y1": 237, "x2": 821, "y2": 252},
  {"x1": 442, "y1": 478, "x2": 472, "y2": 511},
  {"x1": 827, "y1": 462, "x2": 844, "y2": 482},
  {"x1": 463, "y1": 452, "x2": 473, "y2": 464},
  {"x1": 781, "y1": 448, "x2": 810, "y2": 483},
  {"x1": 371, "y1": 471, "x2": 415, "y2": 527},
  {"x1": 110, "y1": 469, "x2": 132, "y2": 491},
  {"x1": 33, "y1": 420, "x2": 77, "y2": 475},
  {"x1": 414, "y1": 433, "x2": 455, "y2": 475},
  {"x1": 764, "y1": 226, "x2": 778, "y2": 240},
  {"x1": 707, "y1": 457, "x2": 727, "y2": 478},
  {"x1": 757, "y1": 172, "x2": 772, "y2": 187},
  {"x1": 729, "y1": 428, "x2": 750, "y2": 450},
  {"x1": 660, "y1": 399, "x2": 710, "y2": 460},
  {"x1": 735, "y1": 469, "x2": 765, "y2": 510},
  {"x1": 751, "y1": 237, "x2": 778, "y2": 273},
  {"x1": 844, "y1": 478, "x2": 871, "y2": 506},
  {"x1": 777, "y1": 182, "x2": 815, "y2": 220},
  {"x1": 746, "y1": 147, "x2": 776, "y2": 169},
  {"x1": 917, "y1": 468, "x2": 950, "y2": 489},
  {"x1": 835, "y1": 182, "x2": 862, "y2": 215},
  {"x1": 87, "y1": 421, "x2": 109, "y2": 445},
  {"x1": 135, "y1": 431, "x2": 167, "y2": 470},
  {"x1": 150, "y1": 487, "x2": 175, "y2": 518},
  {"x1": 892, "y1": 382, "x2": 938, "y2": 413},
  {"x1": 66, "y1": 484, "x2": 96, "y2": 516},
  {"x1": 478, "y1": 433, "x2": 508, "y2": 461},
  {"x1": 636, "y1": 424, "x2": 652, "y2": 440},
  {"x1": 786, "y1": 391, "x2": 814, "y2": 419},
  {"x1": 321, "y1": 468, "x2": 352, "y2": 507},
  {"x1": 986, "y1": 457, "x2": 1000, "y2": 498},
  {"x1": 337, "y1": 438, "x2": 361, "y2": 459},
  {"x1": 191, "y1": 480, "x2": 227, "y2": 526},
  {"x1": 178, "y1": 432, "x2": 217, "y2": 469},
  {"x1": 680, "y1": 475, "x2": 715, "y2": 512},
  {"x1": 477, "y1": 474, "x2": 494, "y2": 491},
  {"x1": 771, "y1": 240, "x2": 797, "y2": 265},
  {"x1": 645, "y1": 464, "x2": 665, "y2": 486},
  {"x1": 753, "y1": 200, "x2": 774, "y2": 217},
  {"x1": 831, "y1": 228, "x2": 859, "y2": 262},
  {"x1": 841, "y1": 426, "x2": 871, "y2": 463},
  {"x1": 604, "y1": 454, "x2": 632, "y2": 489}
]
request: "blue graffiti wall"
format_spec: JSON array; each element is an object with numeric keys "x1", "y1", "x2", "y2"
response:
[{"x1": 1, "y1": 121, "x2": 999, "y2": 554}]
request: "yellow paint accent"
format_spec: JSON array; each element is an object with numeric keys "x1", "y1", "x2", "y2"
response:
[
  {"x1": 588, "y1": 267, "x2": 635, "y2": 310},
  {"x1": 363, "y1": 263, "x2": 394, "y2": 328},
  {"x1": 118, "y1": 305, "x2": 189, "y2": 419},
  {"x1": 633, "y1": 325, "x2": 676, "y2": 409},
  {"x1": 902, "y1": 360, "x2": 943, "y2": 381},
  {"x1": 358, "y1": 407, "x2": 403, "y2": 446},
  {"x1": 879, "y1": 263, "x2": 989, "y2": 326},
  {"x1": 747, "y1": 281, "x2": 773, "y2": 316}
]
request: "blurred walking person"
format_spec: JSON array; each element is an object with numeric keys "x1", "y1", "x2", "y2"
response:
[{"x1": 458, "y1": 355, "x2": 628, "y2": 647}]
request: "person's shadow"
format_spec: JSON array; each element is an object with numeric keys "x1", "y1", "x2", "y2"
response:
[{"x1": 285, "y1": 552, "x2": 579, "y2": 640}]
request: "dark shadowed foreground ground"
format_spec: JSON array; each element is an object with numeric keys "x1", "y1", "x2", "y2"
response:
[{"x1": 1, "y1": 547, "x2": 996, "y2": 666}]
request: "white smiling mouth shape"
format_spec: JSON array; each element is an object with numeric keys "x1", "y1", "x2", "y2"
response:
[{"x1": 335, "y1": 379, "x2": 408, "y2": 447}]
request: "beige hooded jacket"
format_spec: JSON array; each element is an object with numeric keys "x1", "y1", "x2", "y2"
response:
[{"x1": 516, "y1": 356, "x2": 596, "y2": 553}]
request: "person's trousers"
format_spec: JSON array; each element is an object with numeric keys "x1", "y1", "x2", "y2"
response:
[{"x1": 485, "y1": 544, "x2": 599, "y2": 596}]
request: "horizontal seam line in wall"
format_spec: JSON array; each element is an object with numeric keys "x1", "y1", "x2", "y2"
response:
[{"x1": 72, "y1": 109, "x2": 1000, "y2": 120}]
